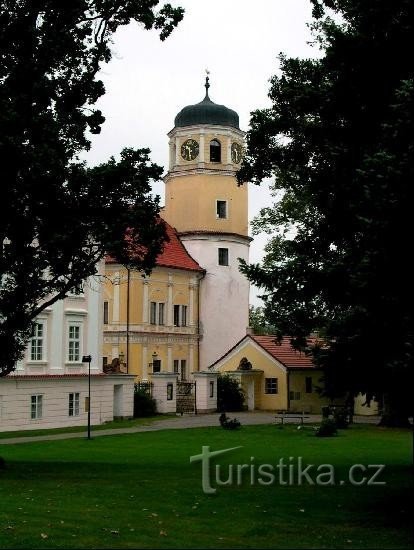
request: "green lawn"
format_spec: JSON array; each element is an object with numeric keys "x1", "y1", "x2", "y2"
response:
[
  {"x1": 0, "y1": 424, "x2": 412, "y2": 549},
  {"x1": 0, "y1": 415, "x2": 174, "y2": 439}
]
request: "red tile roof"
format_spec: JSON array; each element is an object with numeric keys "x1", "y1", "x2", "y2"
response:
[
  {"x1": 209, "y1": 334, "x2": 316, "y2": 369},
  {"x1": 250, "y1": 335, "x2": 315, "y2": 369},
  {"x1": 106, "y1": 220, "x2": 204, "y2": 273},
  {"x1": 156, "y1": 222, "x2": 204, "y2": 272}
]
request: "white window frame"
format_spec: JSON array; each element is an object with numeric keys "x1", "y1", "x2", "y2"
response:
[
  {"x1": 29, "y1": 321, "x2": 46, "y2": 362},
  {"x1": 68, "y1": 392, "x2": 80, "y2": 416},
  {"x1": 31, "y1": 394, "x2": 43, "y2": 420},
  {"x1": 67, "y1": 323, "x2": 82, "y2": 363},
  {"x1": 265, "y1": 378, "x2": 278, "y2": 394}
]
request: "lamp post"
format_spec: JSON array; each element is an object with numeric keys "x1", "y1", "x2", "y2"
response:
[{"x1": 82, "y1": 354, "x2": 92, "y2": 439}]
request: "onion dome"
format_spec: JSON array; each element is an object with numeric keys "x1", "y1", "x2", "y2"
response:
[{"x1": 174, "y1": 75, "x2": 239, "y2": 129}]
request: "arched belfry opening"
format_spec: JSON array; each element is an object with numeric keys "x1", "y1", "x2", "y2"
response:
[{"x1": 210, "y1": 139, "x2": 221, "y2": 163}]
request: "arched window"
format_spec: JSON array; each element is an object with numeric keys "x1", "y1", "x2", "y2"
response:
[{"x1": 210, "y1": 139, "x2": 221, "y2": 163}]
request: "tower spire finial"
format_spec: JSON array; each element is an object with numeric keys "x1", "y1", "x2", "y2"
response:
[{"x1": 204, "y1": 68, "x2": 210, "y2": 99}]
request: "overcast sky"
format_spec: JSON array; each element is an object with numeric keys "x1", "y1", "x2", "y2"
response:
[{"x1": 85, "y1": 0, "x2": 318, "y2": 305}]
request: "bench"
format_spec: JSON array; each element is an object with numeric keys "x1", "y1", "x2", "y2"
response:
[{"x1": 275, "y1": 410, "x2": 310, "y2": 426}]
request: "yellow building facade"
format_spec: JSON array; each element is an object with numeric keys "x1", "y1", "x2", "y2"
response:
[
  {"x1": 210, "y1": 334, "x2": 332, "y2": 413},
  {"x1": 103, "y1": 223, "x2": 204, "y2": 380}
]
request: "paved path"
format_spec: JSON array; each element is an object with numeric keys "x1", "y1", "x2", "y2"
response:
[{"x1": 0, "y1": 412, "x2": 380, "y2": 445}]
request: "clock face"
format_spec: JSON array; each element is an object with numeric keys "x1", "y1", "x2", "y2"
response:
[
  {"x1": 231, "y1": 142, "x2": 243, "y2": 164},
  {"x1": 181, "y1": 139, "x2": 199, "y2": 161}
]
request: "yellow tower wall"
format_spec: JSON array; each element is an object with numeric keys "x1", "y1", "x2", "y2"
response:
[{"x1": 163, "y1": 173, "x2": 248, "y2": 236}]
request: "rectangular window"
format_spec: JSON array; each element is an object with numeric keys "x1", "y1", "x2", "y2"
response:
[
  {"x1": 102, "y1": 357, "x2": 108, "y2": 369},
  {"x1": 174, "y1": 304, "x2": 180, "y2": 326},
  {"x1": 30, "y1": 322, "x2": 44, "y2": 361},
  {"x1": 167, "y1": 383, "x2": 173, "y2": 401},
  {"x1": 158, "y1": 302, "x2": 165, "y2": 325},
  {"x1": 181, "y1": 305, "x2": 187, "y2": 327},
  {"x1": 69, "y1": 392, "x2": 80, "y2": 417},
  {"x1": 31, "y1": 395, "x2": 43, "y2": 419},
  {"x1": 150, "y1": 302, "x2": 165, "y2": 325},
  {"x1": 174, "y1": 305, "x2": 188, "y2": 327},
  {"x1": 305, "y1": 377, "x2": 313, "y2": 393},
  {"x1": 103, "y1": 301, "x2": 109, "y2": 324},
  {"x1": 210, "y1": 381, "x2": 215, "y2": 398},
  {"x1": 265, "y1": 378, "x2": 278, "y2": 394},
  {"x1": 180, "y1": 359, "x2": 187, "y2": 381},
  {"x1": 218, "y1": 248, "x2": 229, "y2": 266},
  {"x1": 150, "y1": 302, "x2": 157, "y2": 325},
  {"x1": 68, "y1": 325, "x2": 80, "y2": 362},
  {"x1": 153, "y1": 359, "x2": 161, "y2": 373},
  {"x1": 216, "y1": 200, "x2": 227, "y2": 219},
  {"x1": 289, "y1": 391, "x2": 301, "y2": 401},
  {"x1": 173, "y1": 359, "x2": 179, "y2": 374}
]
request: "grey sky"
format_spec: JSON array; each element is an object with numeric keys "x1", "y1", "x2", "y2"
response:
[{"x1": 85, "y1": 0, "x2": 318, "y2": 304}]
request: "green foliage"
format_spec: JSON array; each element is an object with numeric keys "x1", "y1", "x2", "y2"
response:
[
  {"x1": 0, "y1": 2, "x2": 184, "y2": 375},
  {"x1": 217, "y1": 374, "x2": 245, "y2": 412},
  {"x1": 238, "y1": 0, "x2": 414, "y2": 425},
  {"x1": 133, "y1": 388, "x2": 157, "y2": 417},
  {"x1": 219, "y1": 412, "x2": 241, "y2": 430},
  {"x1": 249, "y1": 305, "x2": 277, "y2": 335},
  {"x1": 315, "y1": 418, "x2": 338, "y2": 437},
  {"x1": 332, "y1": 408, "x2": 351, "y2": 429}
]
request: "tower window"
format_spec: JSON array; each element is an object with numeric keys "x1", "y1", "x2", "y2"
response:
[
  {"x1": 216, "y1": 200, "x2": 227, "y2": 219},
  {"x1": 218, "y1": 248, "x2": 229, "y2": 266},
  {"x1": 210, "y1": 139, "x2": 221, "y2": 163}
]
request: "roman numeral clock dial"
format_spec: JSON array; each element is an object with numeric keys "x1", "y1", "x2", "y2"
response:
[
  {"x1": 231, "y1": 142, "x2": 243, "y2": 164},
  {"x1": 181, "y1": 139, "x2": 199, "y2": 161}
]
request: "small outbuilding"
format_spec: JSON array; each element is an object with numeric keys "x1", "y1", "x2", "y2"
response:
[{"x1": 209, "y1": 334, "x2": 331, "y2": 413}]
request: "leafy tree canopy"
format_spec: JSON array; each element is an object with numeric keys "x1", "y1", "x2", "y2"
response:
[
  {"x1": 238, "y1": 0, "x2": 413, "y2": 424},
  {"x1": 249, "y1": 305, "x2": 277, "y2": 336},
  {"x1": 0, "y1": 1, "x2": 184, "y2": 375}
]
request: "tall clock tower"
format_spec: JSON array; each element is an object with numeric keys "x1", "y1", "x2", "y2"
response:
[{"x1": 163, "y1": 77, "x2": 250, "y2": 369}]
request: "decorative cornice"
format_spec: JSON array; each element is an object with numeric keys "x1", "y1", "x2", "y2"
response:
[
  {"x1": 178, "y1": 231, "x2": 253, "y2": 244},
  {"x1": 164, "y1": 166, "x2": 238, "y2": 182},
  {"x1": 104, "y1": 334, "x2": 199, "y2": 345}
]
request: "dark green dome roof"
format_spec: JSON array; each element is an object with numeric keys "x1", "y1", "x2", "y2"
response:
[{"x1": 174, "y1": 78, "x2": 239, "y2": 129}]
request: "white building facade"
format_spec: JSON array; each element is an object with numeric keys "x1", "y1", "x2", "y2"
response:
[{"x1": 0, "y1": 272, "x2": 134, "y2": 432}]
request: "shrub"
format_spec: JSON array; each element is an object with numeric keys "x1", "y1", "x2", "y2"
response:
[
  {"x1": 219, "y1": 413, "x2": 241, "y2": 430},
  {"x1": 315, "y1": 418, "x2": 337, "y2": 437},
  {"x1": 217, "y1": 375, "x2": 245, "y2": 412},
  {"x1": 133, "y1": 388, "x2": 157, "y2": 417},
  {"x1": 333, "y1": 408, "x2": 350, "y2": 429}
]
